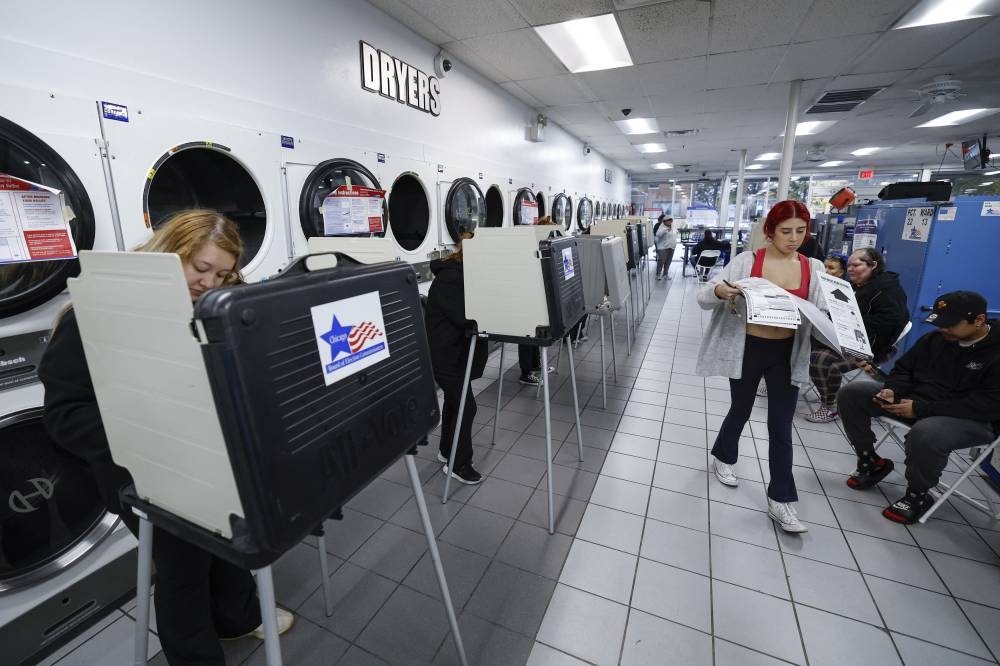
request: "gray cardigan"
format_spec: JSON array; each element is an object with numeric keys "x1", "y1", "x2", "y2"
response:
[{"x1": 695, "y1": 251, "x2": 827, "y2": 388}]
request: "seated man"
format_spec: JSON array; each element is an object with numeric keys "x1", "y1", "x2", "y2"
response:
[{"x1": 836, "y1": 291, "x2": 999, "y2": 524}]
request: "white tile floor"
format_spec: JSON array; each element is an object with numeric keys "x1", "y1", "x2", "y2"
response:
[{"x1": 37, "y1": 262, "x2": 1000, "y2": 665}]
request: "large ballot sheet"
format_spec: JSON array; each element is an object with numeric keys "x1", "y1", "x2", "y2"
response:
[
  {"x1": 0, "y1": 173, "x2": 77, "y2": 264},
  {"x1": 815, "y1": 273, "x2": 874, "y2": 360}
]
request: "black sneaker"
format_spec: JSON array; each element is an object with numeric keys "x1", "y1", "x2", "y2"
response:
[
  {"x1": 519, "y1": 373, "x2": 542, "y2": 386},
  {"x1": 883, "y1": 489, "x2": 934, "y2": 524},
  {"x1": 444, "y1": 463, "x2": 482, "y2": 485},
  {"x1": 846, "y1": 456, "x2": 893, "y2": 490}
]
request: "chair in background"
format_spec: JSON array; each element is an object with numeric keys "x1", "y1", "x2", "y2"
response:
[{"x1": 694, "y1": 249, "x2": 721, "y2": 281}]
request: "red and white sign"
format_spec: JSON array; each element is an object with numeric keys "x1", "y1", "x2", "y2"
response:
[
  {"x1": 322, "y1": 185, "x2": 385, "y2": 236},
  {"x1": 0, "y1": 174, "x2": 77, "y2": 264},
  {"x1": 858, "y1": 169, "x2": 875, "y2": 180},
  {"x1": 520, "y1": 198, "x2": 538, "y2": 225}
]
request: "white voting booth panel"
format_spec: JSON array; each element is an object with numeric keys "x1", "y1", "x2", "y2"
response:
[
  {"x1": 601, "y1": 236, "x2": 630, "y2": 310},
  {"x1": 463, "y1": 226, "x2": 556, "y2": 338},
  {"x1": 305, "y1": 236, "x2": 400, "y2": 270},
  {"x1": 67, "y1": 252, "x2": 244, "y2": 538},
  {"x1": 576, "y1": 235, "x2": 618, "y2": 312}
]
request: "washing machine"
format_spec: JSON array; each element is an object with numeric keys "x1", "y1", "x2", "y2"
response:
[
  {"x1": 577, "y1": 197, "x2": 595, "y2": 232},
  {"x1": 483, "y1": 183, "x2": 505, "y2": 228},
  {"x1": 0, "y1": 85, "x2": 137, "y2": 666},
  {"x1": 511, "y1": 186, "x2": 537, "y2": 226},
  {"x1": 552, "y1": 192, "x2": 572, "y2": 232},
  {"x1": 101, "y1": 106, "x2": 289, "y2": 281}
]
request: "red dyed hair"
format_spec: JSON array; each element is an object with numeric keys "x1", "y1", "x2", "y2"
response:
[{"x1": 763, "y1": 200, "x2": 811, "y2": 238}]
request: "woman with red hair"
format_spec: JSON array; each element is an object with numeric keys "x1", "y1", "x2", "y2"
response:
[{"x1": 695, "y1": 200, "x2": 826, "y2": 533}]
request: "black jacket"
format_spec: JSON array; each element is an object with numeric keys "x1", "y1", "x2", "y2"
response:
[
  {"x1": 424, "y1": 258, "x2": 488, "y2": 380},
  {"x1": 886, "y1": 321, "x2": 1000, "y2": 427},
  {"x1": 855, "y1": 271, "x2": 909, "y2": 361},
  {"x1": 797, "y1": 235, "x2": 824, "y2": 260},
  {"x1": 37, "y1": 309, "x2": 133, "y2": 516}
]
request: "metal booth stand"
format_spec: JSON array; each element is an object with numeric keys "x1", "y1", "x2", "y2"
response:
[{"x1": 69, "y1": 251, "x2": 468, "y2": 666}]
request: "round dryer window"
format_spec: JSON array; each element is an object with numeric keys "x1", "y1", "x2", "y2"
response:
[
  {"x1": 577, "y1": 198, "x2": 594, "y2": 231},
  {"x1": 387, "y1": 173, "x2": 429, "y2": 252},
  {"x1": 298, "y1": 159, "x2": 387, "y2": 243},
  {"x1": 444, "y1": 178, "x2": 485, "y2": 243},
  {"x1": 0, "y1": 117, "x2": 96, "y2": 318},
  {"x1": 512, "y1": 188, "x2": 536, "y2": 226},
  {"x1": 144, "y1": 144, "x2": 266, "y2": 269},
  {"x1": 534, "y1": 191, "x2": 546, "y2": 219},
  {"x1": 0, "y1": 408, "x2": 118, "y2": 593},
  {"x1": 484, "y1": 185, "x2": 504, "y2": 228},
  {"x1": 551, "y1": 193, "x2": 570, "y2": 230}
]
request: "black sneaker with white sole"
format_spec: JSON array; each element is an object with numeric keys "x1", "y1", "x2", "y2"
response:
[
  {"x1": 519, "y1": 373, "x2": 542, "y2": 386},
  {"x1": 883, "y1": 489, "x2": 934, "y2": 524},
  {"x1": 443, "y1": 463, "x2": 483, "y2": 485}
]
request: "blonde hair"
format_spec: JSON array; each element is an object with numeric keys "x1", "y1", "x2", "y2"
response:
[
  {"x1": 444, "y1": 231, "x2": 473, "y2": 262},
  {"x1": 138, "y1": 210, "x2": 243, "y2": 285},
  {"x1": 536, "y1": 216, "x2": 555, "y2": 226}
]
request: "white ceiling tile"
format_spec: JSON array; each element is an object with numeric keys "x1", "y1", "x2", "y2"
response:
[
  {"x1": 703, "y1": 83, "x2": 791, "y2": 112},
  {"x1": 367, "y1": 0, "x2": 455, "y2": 44},
  {"x1": 706, "y1": 46, "x2": 786, "y2": 89},
  {"x1": 825, "y1": 70, "x2": 911, "y2": 92},
  {"x1": 588, "y1": 135, "x2": 635, "y2": 150},
  {"x1": 577, "y1": 67, "x2": 643, "y2": 102},
  {"x1": 566, "y1": 121, "x2": 625, "y2": 137},
  {"x1": 618, "y1": 0, "x2": 711, "y2": 64},
  {"x1": 771, "y1": 33, "x2": 880, "y2": 83},
  {"x1": 795, "y1": 0, "x2": 911, "y2": 41},
  {"x1": 594, "y1": 98, "x2": 655, "y2": 121},
  {"x1": 925, "y1": 16, "x2": 1000, "y2": 68},
  {"x1": 848, "y1": 19, "x2": 989, "y2": 74},
  {"x1": 544, "y1": 103, "x2": 608, "y2": 124},
  {"x1": 636, "y1": 57, "x2": 709, "y2": 97},
  {"x1": 466, "y1": 28, "x2": 568, "y2": 80},
  {"x1": 518, "y1": 74, "x2": 596, "y2": 105},
  {"x1": 498, "y1": 81, "x2": 544, "y2": 108},
  {"x1": 505, "y1": 0, "x2": 614, "y2": 26},
  {"x1": 442, "y1": 40, "x2": 511, "y2": 82},
  {"x1": 401, "y1": 0, "x2": 528, "y2": 41},
  {"x1": 648, "y1": 92, "x2": 706, "y2": 116},
  {"x1": 709, "y1": 0, "x2": 813, "y2": 54}
]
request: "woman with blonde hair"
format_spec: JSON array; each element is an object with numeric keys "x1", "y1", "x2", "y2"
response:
[{"x1": 39, "y1": 210, "x2": 293, "y2": 665}]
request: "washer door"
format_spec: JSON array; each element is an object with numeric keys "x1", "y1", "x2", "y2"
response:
[
  {"x1": 387, "y1": 172, "x2": 429, "y2": 252},
  {"x1": 0, "y1": 409, "x2": 117, "y2": 594},
  {"x1": 145, "y1": 144, "x2": 266, "y2": 269},
  {"x1": 577, "y1": 198, "x2": 594, "y2": 232},
  {"x1": 298, "y1": 159, "x2": 387, "y2": 241},
  {"x1": 444, "y1": 178, "x2": 485, "y2": 242},
  {"x1": 484, "y1": 185, "x2": 504, "y2": 228},
  {"x1": 0, "y1": 117, "x2": 96, "y2": 319},
  {"x1": 512, "y1": 187, "x2": 536, "y2": 226}
]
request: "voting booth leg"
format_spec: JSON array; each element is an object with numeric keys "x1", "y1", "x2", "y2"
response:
[
  {"x1": 254, "y1": 567, "x2": 283, "y2": 666},
  {"x1": 609, "y1": 314, "x2": 619, "y2": 382},
  {"x1": 133, "y1": 516, "x2": 154, "y2": 666},
  {"x1": 443, "y1": 335, "x2": 477, "y2": 504},
  {"x1": 541, "y1": 347, "x2": 556, "y2": 535},
  {"x1": 599, "y1": 317, "x2": 608, "y2": 409},
  {"x1": 565, "y1": 338, "x2": 585, "y2": 462},
  {"x1": 625, "y1": 300, "x2": 633, "y2": 357},
  {"x1": 405, "y1": 455, "x2": 469, "y2": 666},
  {"x1": 492, "y1": 343, "x2": 505, "y2": 446},
  {"x1": 315, "y1": 531, "x2": 334, "y2": 617}
]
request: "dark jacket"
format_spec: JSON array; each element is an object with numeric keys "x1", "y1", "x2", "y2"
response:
[
  {"x1": 797, "y1": 234, "x2": 824, "y2": 260},
  {"x1": 886, "y1": 321, "x2": 1000, "y2": 427},
  {"x1": 37, "y1": 309, "x2": 133, "y2": 516},
  {"x1": 855, "y1": 271, "x2": 909, "y2": 361},
  {"x1": 692, "y1": 238, "x2": 727, "y2": 262},
  {"x1": 424, "y1": 258, "x2": 488, "y2": 380}
]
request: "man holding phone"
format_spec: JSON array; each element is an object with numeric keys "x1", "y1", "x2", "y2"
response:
[{"x1": 834, "y1": 291, "x2": 1000, "y2": 524}]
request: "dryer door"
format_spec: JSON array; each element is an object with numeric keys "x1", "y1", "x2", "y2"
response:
[
  {"x1": 297, "y1": 158, "x2": 387, "y2": 242},
  {"x1": 577, "y1": 198, "x2": 594, "y2": 232},
  {"x1": 0, "y1": 409, "x2": 118, "y2": 593},
  {"x1": 552, "y1": 193, "x2": 570, "y2": 230},
  {"x1": 534, "y1": 190, "x2": 546, "y2": 219},
  {"x1": 484, "y1": 185, "x2": 504, "y2": 228},
  {"x1": 512, "y1": 187, "x2": 536, "y2": 226},
  {"x1": 387, "y1": 172, "x2": 430, "y2": 252},
  {"x1": 444, "y1": 178, "x2": 485, "y2": 243}
]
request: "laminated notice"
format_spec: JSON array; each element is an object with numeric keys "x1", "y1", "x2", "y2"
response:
[
  {"x1": 0, "y1": 174, "x2": 77, "y2": 264},
  {"x1": 322, "y1": 185, "x2": 385, "y2": 236}
]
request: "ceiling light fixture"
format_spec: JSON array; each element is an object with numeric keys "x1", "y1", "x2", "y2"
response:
[
  {"x1": 636, "y1": 143, "x2": 667, "y2": 153},
  {"x1": 614, "y1": 118, "x2": 659, "y2": 135},
  {"x1": 754, "y1": 152, "x2": 781, "y2": 161},
  {"x1": 851, "y1": 147, "x2": 886, "y2": 156},
  {"x1": 985, "y1": 170, "x2": 1000, "y2": 175},
  {"x1": 819, "y1": 160, "x2": 849, "y2": 167},
  {"x1": 892, "y1": 0, "x2": 991, "y2": 29},
  {"x1": 746, "y1": 164, "x2": 766, "y2": 170},
  {"x1": 795, "y1": 121, "x2": 836, "y2": 135},
  {"x1": 534, "y1": 13, "x2": 633, "y2": 73},
  {"x1": 916, "y1": 108, "x2": 1000, "y2": 127},
  {"x1": 979, "y1": 181, "x2": 995, "y2": 186},
  {"x1": 652, "y1": 163, "x2": 673, "y2": 169}
]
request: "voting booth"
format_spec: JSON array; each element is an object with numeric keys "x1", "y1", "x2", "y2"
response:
[
  {"x1": 67, "y1": 250, "x2": 467, "y2": 665},
  {"x1": 306, "y1": 236, "x2": 401, "y2": 266}
]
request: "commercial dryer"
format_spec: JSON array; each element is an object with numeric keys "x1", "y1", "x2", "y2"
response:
[
  {"x1": 534, "y1": 189, "x2": 547, "y2": 219},
  {"x1": 440, "y1": 177, "x2": 486, "y2": 247},
  {"x1": 483, "y1": 183, "x2": 505, "y2": 228},
  {"x1": 576, "y1": 197, "x2": 595, "y2": 232},
  {"x1": 511, "y1": 186, "x2": 538, "y2": 226},
  {"x1": 552, "y1": 192, "x2": 573, "y2": 232}
]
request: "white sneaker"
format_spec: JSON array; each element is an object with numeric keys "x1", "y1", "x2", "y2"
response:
[
  {"x1": 713, "y1": 459, "x2": 739, "y2": 487},
  {"x1": 437, "y1": 452, "x2": 449, "y2": 463},
  {"x1": 768, "y1": 499, "x2": 808, "y2": 533},
  {"x1": 222, "y1": 607, "x2": 295, "y2": 640},
  {"x1": 756, "y1": 384, "x2": 768, "y2": 397}
]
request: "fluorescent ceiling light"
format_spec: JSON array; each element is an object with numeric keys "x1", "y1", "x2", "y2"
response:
[
  {"x1": 636, "y1": 143, "x2": 667, "y2": 153},
  {"x1": 893, "y1": 0, "x2": 991, "y2": 29},
  {"x1": 916, "y1": 108, "x2": 1000, "y2": 127},
  {"x1": 979, "y1": 181, "x2": 995, "y2": 186},
  {"x1": 614, "y1": 118, "x2": 659, "y2": 135},
  {"x1": 534, "y1": 13, "x2": 633, "y2": 73},
  {"x1": 985, "y1": 170, "x2": 1000, "y2": 175},
  {"x1": 851, "y1": 146, "x2": 886, "y2": 156},
  {"x1": 755, "y1": 152, "x2": 781, "y2": 160},
  {"x1": 746, "y1": 164, "x2": 766, "y2": 170},
  {"x1": 651, "y1": 162, "x2": 673, "y2": 169},
  {"x1": 796, "y1": 121, "x2": 836, "y2": 135},
  {"x1": 819, "y1": 160, "x2": 850, "y2": 167}
]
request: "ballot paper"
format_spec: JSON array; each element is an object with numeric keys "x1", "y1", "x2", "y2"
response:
[
  {"x1": 814, "y1": 273, "x2": 874, "y2": 360},
  {"x1": 733, "y1": 277, "x2": 801, "y2": 329},
  {"x1": 0, "y1": 174, "x2": 77, "y2": 264}
]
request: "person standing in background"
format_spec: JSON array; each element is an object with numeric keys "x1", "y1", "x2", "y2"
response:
[{"x1": 653, "y1": 214, "x2": 678, "y2": 280}]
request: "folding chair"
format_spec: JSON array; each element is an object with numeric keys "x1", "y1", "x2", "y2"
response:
[
  {"x1": 874, "y1": 418, "x2": 1000, "y2": 524},
  {"x1": 694, "y1": 250, "x2": 721, "y2": 281}
]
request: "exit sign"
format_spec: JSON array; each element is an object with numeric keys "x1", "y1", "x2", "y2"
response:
[{"x1": 858, "y1": 169, "x2": 875, "y2": 180}]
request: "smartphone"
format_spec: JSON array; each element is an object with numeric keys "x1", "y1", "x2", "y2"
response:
[{"x1": 873, "y1": 393, "x2": 895, "y2": 405}]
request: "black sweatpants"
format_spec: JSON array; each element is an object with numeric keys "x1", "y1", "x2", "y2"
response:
[
  {"x1": 435, "y1": 372, "x2": 476, "y2": 469},
  {"x1": 711, "y1": 336, "x2": 800, "y2": 502},
  {"x1": 518, "y1": 345, "x2": 540, "y2": 376},
  {"x1": 838, "y1": 380, "x2": 996, "y2": 492}
]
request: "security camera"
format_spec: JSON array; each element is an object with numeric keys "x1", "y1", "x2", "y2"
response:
[
  {"x1": 684, "y1": 168, "x2": 690, "y2": 173},
  {"x1": 434, "y1": 51, "x2": 452, "y2": 78},
  {"x1": 701, "y1": 171, "x2": 707, "y2": 177},
  {"x1": 583, "y1": 143, "x2": 592, "y2": 156},
  {"x1": 621, "y1": 108, "x2": 632, "y2": 117}
]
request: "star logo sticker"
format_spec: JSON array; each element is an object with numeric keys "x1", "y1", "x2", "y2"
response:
[{"x1": 320, "y1": 316, "x2": 354, "y2": 359}]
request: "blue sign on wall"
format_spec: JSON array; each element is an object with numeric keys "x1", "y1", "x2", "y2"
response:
[
  {"x1": 101, "y1": 102, "x2": 129, "y2": 123},
  {"x1": 281, "y1": 135, "x2": 295, "y2": 149}
]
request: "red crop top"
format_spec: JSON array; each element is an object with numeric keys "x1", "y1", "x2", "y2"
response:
[{"x1": 749, "y1": 249, "x2": 811, "y2": 299}]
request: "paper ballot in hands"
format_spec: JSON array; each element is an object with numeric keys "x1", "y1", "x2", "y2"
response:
[
  {"x1": 729, "y1": 277, "x2": 802, "y2": 329},
  {"x1": 813, "y1": 273, "x2": 874, "y2": 360}
]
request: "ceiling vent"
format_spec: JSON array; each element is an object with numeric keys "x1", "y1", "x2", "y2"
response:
[
  {"x1": 663, "y1": 129, "x2": 700, "y2": 136},
  {"x1": 806, "y1": 87, "x2": 883, "y2": 115}
]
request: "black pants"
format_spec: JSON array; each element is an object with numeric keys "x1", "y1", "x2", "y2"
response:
[
  {"x1": 518, "y1": 345, "x2": 540, "y2": 376},
  {"x1": 838, "y1": 380, "x2": 996, "y2": 492},
  {"x1": 121, "y1": 513, "x2": 261, "y2": 665},
  {"x1": 436, "y1": 372, "x2": 476, "y2": 469},
  {"x1": 711, "y1": 336, "x2": 799, "y2": 502}
]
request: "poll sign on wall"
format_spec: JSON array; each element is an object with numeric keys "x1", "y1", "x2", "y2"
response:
[{"x1": 360, "y1": 41, "x2": 441, "y2": 116}]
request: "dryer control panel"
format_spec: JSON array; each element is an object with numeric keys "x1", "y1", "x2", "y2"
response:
[{"x1": 0, "y1": 329, "x2": 49, "y2": 392}]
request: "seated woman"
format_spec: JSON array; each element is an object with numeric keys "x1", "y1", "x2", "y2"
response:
[
  {"x1": 690, "y1": 229, "x2": 727, "y2": 277},
  {"x1": 823, "y1": 253, "x2": 846, "y2": 278},
  {"x1": 806, "y1": 247, "x2": 909, "y2": 423}
]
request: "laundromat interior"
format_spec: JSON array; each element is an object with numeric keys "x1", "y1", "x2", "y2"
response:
[{"x1": 2, "y1": 0, "x2": 1000, "y2": 664}]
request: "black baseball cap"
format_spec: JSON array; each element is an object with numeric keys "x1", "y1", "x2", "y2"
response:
[{"x1": 923, "y1": 291, "x2": 988, "y2": 328}]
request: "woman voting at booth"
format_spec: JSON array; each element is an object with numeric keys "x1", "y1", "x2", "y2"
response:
[
  {"x1": 696, "y1": 201, "x2": 826, "y2": 534},
  {"x1": 39, "y1": 211, "x2": 294, "y2": 665}
]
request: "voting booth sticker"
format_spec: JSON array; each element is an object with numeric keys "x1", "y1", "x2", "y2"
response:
[
  {"x1": 311, "y1": 291, "x2": 390, "y2": 386},
  {"x1": 562, "y1": 247, "x2": 575, "y2": 280}
]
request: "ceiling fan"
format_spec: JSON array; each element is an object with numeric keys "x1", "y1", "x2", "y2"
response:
[{"x1": 908, "y1": 75, "x2": 965, "y2": 118}]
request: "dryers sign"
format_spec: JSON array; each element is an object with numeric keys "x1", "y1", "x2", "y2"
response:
[{"x1": 360, "y1": 41, "x2": 441, "y2": 117}]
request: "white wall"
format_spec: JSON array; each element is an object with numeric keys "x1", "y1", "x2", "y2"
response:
[{"x1": 0, "y1": 0, "x2": 629, "y2": 259}]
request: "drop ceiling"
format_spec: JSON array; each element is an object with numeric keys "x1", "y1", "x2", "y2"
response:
[{"x1": 367, "y1": 0, "x2": 1000, "y2": 179}]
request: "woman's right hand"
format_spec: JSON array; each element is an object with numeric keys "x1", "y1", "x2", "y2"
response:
[{"x1": 714, "y1": 282, "x2": 741, "y2": 300}]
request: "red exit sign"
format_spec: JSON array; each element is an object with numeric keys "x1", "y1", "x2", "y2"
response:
[{"x1": 858, "y1": 169, "x2": 875, "y2": 180}]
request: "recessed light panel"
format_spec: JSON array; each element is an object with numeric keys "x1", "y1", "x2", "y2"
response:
[
  {"x1": 916, "y1": 108, "x2": 1000, "y2": 127},
  {"x1": 614, "y1": 118, "x2": 659, "y2": 135},
  {"x1": 535, "y1": 14, "x2": 633, "y2": 73},
  {"x1": 893, "y1": 0, "x2": 992, "y2": 29},
  {"x1": 636, "y1": 143, "x2": 667, "y2": 153}
]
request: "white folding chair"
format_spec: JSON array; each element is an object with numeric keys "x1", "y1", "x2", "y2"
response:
[
  {"x1": 874, "y1": 417, "x2": 1000, "y2": 524},
  {"x1": 694, "y1": 249, "x2": 721, "y2": 281}
]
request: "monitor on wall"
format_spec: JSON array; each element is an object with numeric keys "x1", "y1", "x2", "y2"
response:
[{"x1": 962, "y1": 138, "x2": 984, "y2": 170}]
